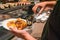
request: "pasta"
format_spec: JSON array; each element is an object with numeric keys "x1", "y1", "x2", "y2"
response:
[{"x1": 7, "y1": 18, "x2": 27, "y2": 30}]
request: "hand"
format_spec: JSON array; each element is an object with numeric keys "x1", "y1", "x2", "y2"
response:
[
  {"x1": 10, "y1": 27, "x2": 27, "y2": 38},
  {"x1": 32, "y1": 2, "x2": 47, "y2": 14},
  {"x1": 10, "y1": 27, "x2": 36, "y2": 40},
  {"x1": 32, "y1": 1, "x2": 56, "y2": 14}
]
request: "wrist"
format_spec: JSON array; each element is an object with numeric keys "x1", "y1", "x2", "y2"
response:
[
  {"x1": 23, "y1": 33, "x2": 36, "y2": 40},
  {"x1": 45, "y1": 1, "x2": 56, "y2": 5}
]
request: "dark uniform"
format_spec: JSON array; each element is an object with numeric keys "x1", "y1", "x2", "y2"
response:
[{"x1": 41, "y1": 0, "x2": 60, "y2": 40}]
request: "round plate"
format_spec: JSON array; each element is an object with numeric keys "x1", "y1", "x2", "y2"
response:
[{"x1": 2, "y1": 18, "x2": 27, "y2": 30}]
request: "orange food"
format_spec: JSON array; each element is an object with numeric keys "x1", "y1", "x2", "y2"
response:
[
  {"x1": 7, "y1": 18, "x2": 27, "y2": 30},
  {"x1": 21, "y1": 0, "x2": 28, "y2": 2}
]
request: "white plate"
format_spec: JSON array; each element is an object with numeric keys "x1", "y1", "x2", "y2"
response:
[{"x1": 2, "y1": 18, "x2": 27, "y2": 30}]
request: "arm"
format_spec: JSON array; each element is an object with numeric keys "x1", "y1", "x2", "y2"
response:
[
  {"x1": 24, "y1": 33, "x2": 36, "y2": 40},
  {"x1": 46, "y1": 1, "x2": 56, "y2": 5},
  {"x1": 10, "y1": 27, "x2": 36, "y2": 40},
  {"x1": 32, "y1": 1, "x2": 56, "y2": 14}
]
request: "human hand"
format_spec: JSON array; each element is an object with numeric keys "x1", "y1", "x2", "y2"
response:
[
  {"x1": 10, "y1": 27, "x2": 36, "y2": 40},
  {"x1": 32, "y1": 1, "x2": 56, "y2": 14},
  {"x1": 32, "y1": 2, "x2": 47, "y2": 14},
  {"x1": 10, "y1": 27, "x2": 29, "y2": 38}
]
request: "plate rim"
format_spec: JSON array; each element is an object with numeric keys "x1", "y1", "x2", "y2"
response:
[{"x1": 2, "y1": 18, "x2": 27, "y2": 30}]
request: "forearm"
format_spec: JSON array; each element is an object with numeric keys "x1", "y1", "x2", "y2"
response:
[
  {"x1": 46, "y1": 1, "x2": 56, "y2": 5},
  {"x1": 24, "y1": 33, "x2": 37, "y2": 40}
]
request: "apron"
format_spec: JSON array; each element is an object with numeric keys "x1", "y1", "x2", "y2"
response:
[{"x1": 41, "y1": 0, "x2": 60, "y2": 40}]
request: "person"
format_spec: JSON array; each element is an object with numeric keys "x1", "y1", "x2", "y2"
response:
[
  {"x1": 10, "y1": 27, "x2": 36, "y2": 40},
  {"x1": 10, "y1": 0, "x2": 60, "y2": 40}
]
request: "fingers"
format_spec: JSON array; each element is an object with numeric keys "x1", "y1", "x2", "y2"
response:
[
  {"x1": 38, "y1": 7, "x2": 45, "y2": 16},
  {"x1": 9, "y1": 27, "x2": 17, "y2": 32},
  {"x1": 32, "y1": 5, "x2": 38, "y2": 14},
  {"x1": 9, "y1": 27, "x2": 20, "y2": 33},
  {"x1": 9, "y1": 27, "x2": 30, "y2": 39},
  {"x1": 32, "y1": 3, "x2": 41, "y2": 14},
  {"x1": 9, "y1": 27, "x2": 27, "y2": 34},
  {"x1": 44, "y1": 7, "x2": 52, "y2": 11}
]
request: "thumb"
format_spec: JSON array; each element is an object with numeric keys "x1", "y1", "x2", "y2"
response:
[
  {"x1": 10, "y1": 27, "x2": 27, "y2": 34},
  {"x1": 9, "y1": 26, "x2": 17, "y2": 31}
]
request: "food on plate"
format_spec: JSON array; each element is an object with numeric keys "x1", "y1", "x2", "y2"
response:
[
  {"x1": 7, "y1": 18, "x2": 27, "y2": 30},
  {"x1": 7, "y1": 20, "x2": 16, "y2": 27}
]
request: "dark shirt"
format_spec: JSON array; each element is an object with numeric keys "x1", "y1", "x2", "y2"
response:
[{"x1": 41, "y1": 0, "x2": 60, "y2": 40}]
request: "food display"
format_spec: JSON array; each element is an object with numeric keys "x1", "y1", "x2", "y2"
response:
[
  {"x1": 0, "y1": 3, "x2": 18, "y2": 9},
  {"x1": 0, "y1": 3, "x2": 34, "y2": 21},
  {"x1": 0, "y1": 1, "x2": 31, "y2": 9},
  {"x1": 7, "y1": 18, "x2": 27, "y2": 30},
  {"x1": 6, "y1": 3, "x2": 18, "y2": 8}
]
